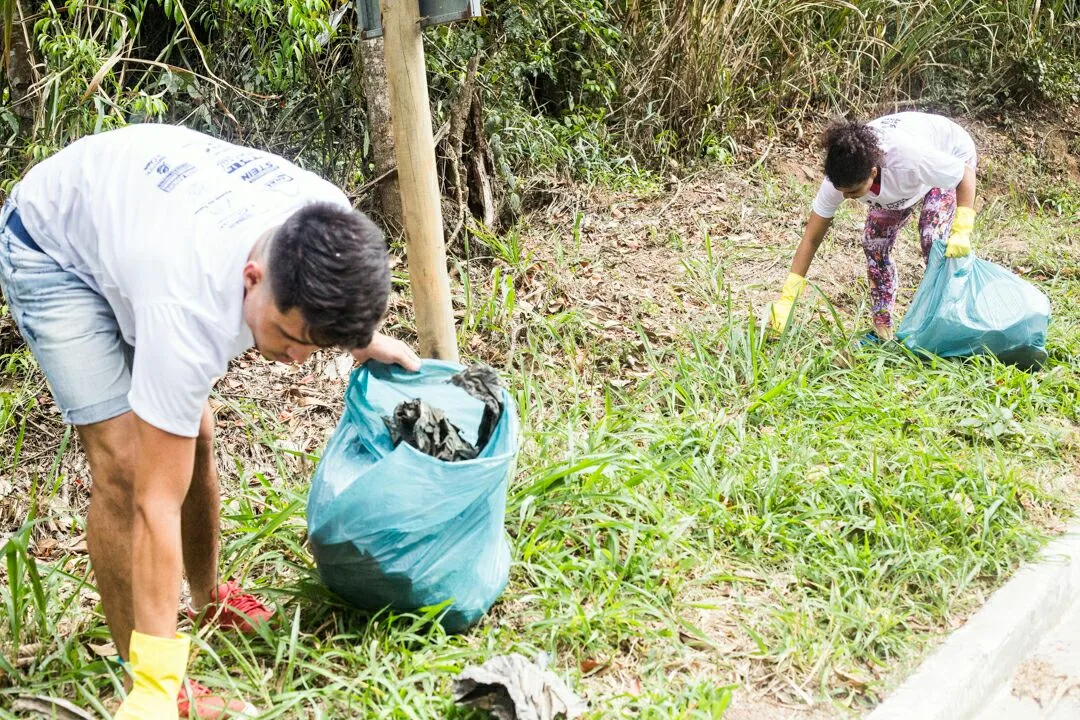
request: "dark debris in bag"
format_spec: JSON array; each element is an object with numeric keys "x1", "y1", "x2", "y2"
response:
[
  {"x1": 383, "y1": 364, "x2": 505, "y2": 462},
  {"x1": 450, "y1": 364, "x2": 503, "y2": 451},
  {"x1": 383, "y1": 399, "x2": 479, "y2": 461}
]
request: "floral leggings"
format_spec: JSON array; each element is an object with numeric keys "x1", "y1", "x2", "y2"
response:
[{"x1": 863, "y1": 187, "x2": 956, "y2": 330}]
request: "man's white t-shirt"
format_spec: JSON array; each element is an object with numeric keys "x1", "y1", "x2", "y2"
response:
[
  {"x1": 811, "y1": 112, "x2": 977, "y2": 218},
  {"x1": 11, "y1": 123, "x2": 351, "y2": 437}
]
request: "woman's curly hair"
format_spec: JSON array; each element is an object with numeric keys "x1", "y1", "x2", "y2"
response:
[{"x1": 822, "y1": 120, "x2": 883, "y2": 189}]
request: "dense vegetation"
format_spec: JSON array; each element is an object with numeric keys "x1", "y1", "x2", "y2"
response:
[{"x1": 3, "y1": 0, "x2": 1079, "y2": 195}]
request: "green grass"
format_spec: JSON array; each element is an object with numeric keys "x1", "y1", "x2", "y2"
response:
[{"x1": 1, "y1": 171, "x2": 1078, "y2": 719}]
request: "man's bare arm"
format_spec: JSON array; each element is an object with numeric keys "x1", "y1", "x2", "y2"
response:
[{"x1": 131, "y1": 414, "x2": 197, "y2": 638}]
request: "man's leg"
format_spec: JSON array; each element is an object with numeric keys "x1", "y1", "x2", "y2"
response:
[
  {"x1": 79, "y1": 413, "x2": 138, "y2": 662},
  {"x1": 184, "y1": 404, "x2": 220, "y2": 610},
  {"x1": 182, "y1": 403, "x2": 273, "y2": 634}
]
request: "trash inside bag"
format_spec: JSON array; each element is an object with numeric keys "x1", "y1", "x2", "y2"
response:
[
  {"x1": 897, "y1": 240, "x2": 1050, "y2": 369},
  {"x1": 383, "y1": 398, "x2": 479, "y2": 461},
  {"x1": 383, "y1": 365, "x2": 505, "y2": 462},
  {"x1": 307, "y1": 360, "x2": 519, "y2": 632},
  {"x1": 450, "y1": 364, "x2": 504, "y2": 450}
]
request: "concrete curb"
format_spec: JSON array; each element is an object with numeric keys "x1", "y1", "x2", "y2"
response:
[{"x1": 867, "y1": 522, "x2": 1080, "y2": 720}]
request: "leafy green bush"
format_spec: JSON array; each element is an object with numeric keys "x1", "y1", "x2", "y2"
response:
[{"x1": 2, "y1": 0, "x2": 1079, "y2": 192}]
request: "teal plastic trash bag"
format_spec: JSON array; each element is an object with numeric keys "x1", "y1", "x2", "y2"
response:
[
  {"x1": 897, "y1": 240, "x2": 1050, "y2": 368},
  {"x1": 307, "y1": 360, "x2": 518, "y2": 632}
]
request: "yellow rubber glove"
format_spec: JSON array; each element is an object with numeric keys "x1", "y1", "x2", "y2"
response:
[
  {"x1": 945, "y1": 206, "x2": 975, "y2": 258},
  {"x1": 115, "y1": 631, "x2": 190, "y2": 720},
  {"x1": 768, "y1": 272, "x2": 807, "y2": 331}
]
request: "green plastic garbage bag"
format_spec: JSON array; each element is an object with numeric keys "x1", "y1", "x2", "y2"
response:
[
  {"x1": 307, "y1": 360, "x2": 519, "y2": 632},
  {"x1": 897, "y1": 240, "x2": 1050, "y2": 368}
]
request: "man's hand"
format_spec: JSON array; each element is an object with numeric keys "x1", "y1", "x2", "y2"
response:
[
  {"x1": 352, "y1": 332, "x2": 421, "y2": 372},
  {"x1": 115, "y1": 631, "x2": 190, "y2": 720}
]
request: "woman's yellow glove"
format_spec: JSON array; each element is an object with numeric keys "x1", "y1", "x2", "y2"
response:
[
  {"x1": 945, "y1": 206, "x2": 975, "y2": 258},
  {"x1": 768, "y1": 272, "x2": 807, "y2": 331},
  {"x1": 115, "y1": 631, "x2": 190, "y2": 720}
]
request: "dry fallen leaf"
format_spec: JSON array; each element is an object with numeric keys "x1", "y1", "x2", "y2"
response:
[
  {"x1": 13, "y1": 695, "x2": 96, "y2": 720},
  {"x1": 834, "y1": 666, "x2": 873, "y2": 691},
  {"x1": 65, "y1": 535, "x2": 88, "y2": 554},
  {"x1": 89, "y1": 642, "x2": 117, "y2": 658},
  {"x1": 33, "y1": 538, "x2": 58, "y2": 558},
  {"x1": 579, "y1": 658, "x2": 607, "y2": 675},
  {"x1": 16, "y1": 642, "x2": 43, "y2": 667},
  {"x1": 677, "y1": 629, "x2": 713, "y2": 651}
]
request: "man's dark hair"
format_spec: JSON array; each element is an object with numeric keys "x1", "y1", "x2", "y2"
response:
[
  {"x1": 822, "y1": 120, "x2": 883, "y2": 189},
  {"x1": 268, "y1": 202, "x2": 390, "y2": 349}
]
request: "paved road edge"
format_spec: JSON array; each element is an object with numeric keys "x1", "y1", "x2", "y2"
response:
[{"x1": 867, "y1": 522, "x2": 1080, "y2": 720}]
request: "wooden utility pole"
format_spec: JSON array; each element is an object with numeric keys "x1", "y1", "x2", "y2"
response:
[
  {"x1": 357, "y1": 35, "x2": 402, "y2": 234},
  {"x1": 379, "y1": 0, "x2": 459, "y2": 362}
]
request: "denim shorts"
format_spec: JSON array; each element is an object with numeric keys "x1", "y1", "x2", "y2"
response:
[{"x1": 0, "y1": 201, "x2": 134, "y2": 425}]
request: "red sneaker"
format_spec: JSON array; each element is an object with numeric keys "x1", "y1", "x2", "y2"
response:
[
  {"x1": 189, "y1": 581, "x2": 273, "y2": 633},
  {"x1": 178, "y1": 678, "x2": 258, "y2": 718}
]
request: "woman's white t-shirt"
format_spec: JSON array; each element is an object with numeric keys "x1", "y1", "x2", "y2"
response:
[
  {"x1": 11, "y1": 124, "x2": 351, "y2": 436},
  {"x1": 811, "y1": 112, "x2": 977, "y2": 218}
]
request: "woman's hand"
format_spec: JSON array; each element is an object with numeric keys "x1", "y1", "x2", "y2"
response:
[{"x1": 946, "y1": 207, "x2": 975, "y2": 259}]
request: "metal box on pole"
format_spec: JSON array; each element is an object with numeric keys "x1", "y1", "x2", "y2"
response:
[{"x1": 356, "y1": 0, "x2": 481, "y2": 39}]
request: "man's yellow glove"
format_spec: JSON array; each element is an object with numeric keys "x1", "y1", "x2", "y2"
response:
[
  {"x1": 115, "y1": 631, "x2": 190, "y2": 720},
  {"x1": 768, "y1": 272, "x2": 807, "y2": 331},
  {"x1": 945, "y1": 206, "x2": 975, "y2": 258}
]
